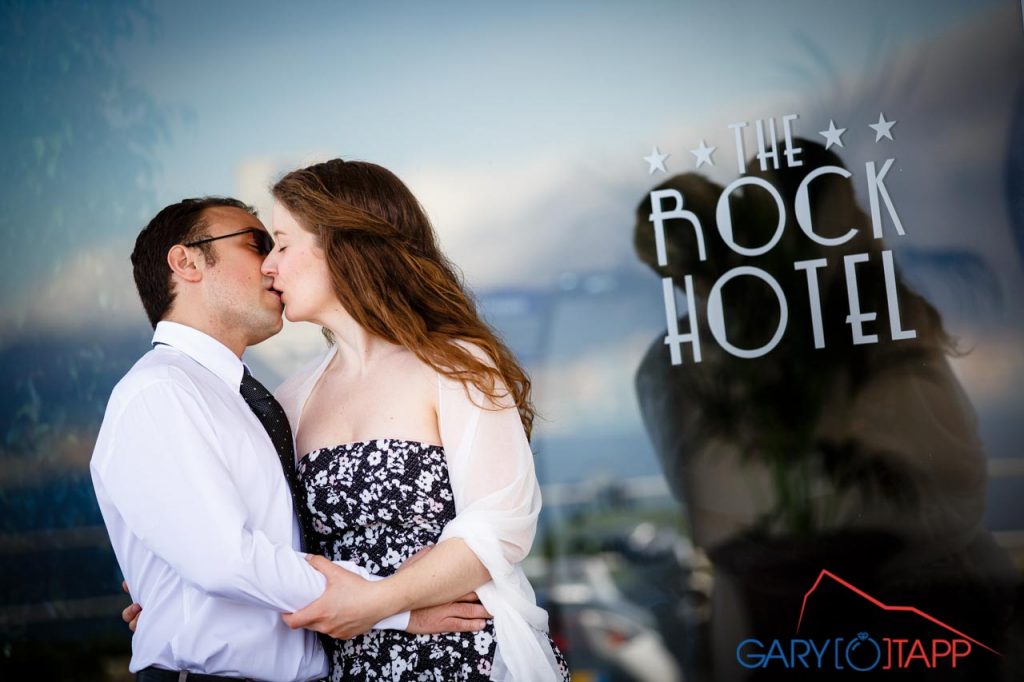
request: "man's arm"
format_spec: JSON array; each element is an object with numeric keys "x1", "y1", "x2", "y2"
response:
[
  {"x1": 101, "y1": 379, "x2": 474, "y2": 632},
  {"x1": 94, "y1": 378, "x2": 334, "y2": 612},
  {"x1": 119, "y1": 552, "x2": 488, "y2": 635}
]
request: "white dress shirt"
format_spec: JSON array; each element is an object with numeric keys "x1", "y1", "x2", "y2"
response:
[{"x1": 91, "y1": 321, "x2": 408, "y2": 681}]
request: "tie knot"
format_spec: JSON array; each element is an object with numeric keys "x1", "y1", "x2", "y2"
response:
[{"x1": 240, "y1": 367, "x2": 272, "y2": 403}]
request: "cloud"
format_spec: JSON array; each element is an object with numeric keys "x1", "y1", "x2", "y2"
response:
[
  {"x1": 16, "y1": 5, "x2": 1018, "y2": 384},
  {"x1": 3, "y1": 239, "x2": 149, "y2": 337},
  {"x1": 228, "y1": 7, "x2": 1024, "y2": 408},
  {"x1": 532, "y1": 330, "x2": 656, "y2": 437}
]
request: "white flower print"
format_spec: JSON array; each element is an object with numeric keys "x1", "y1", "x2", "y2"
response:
[
  {"x1": 382, "y1": 547, "x2": 402, "y2": 568},
  {"x1": 295, "y1": 439, "x2": 567, "y2": 680},
  {"x1": 416, "y1": 470, "x2": 435, "y2": 491},
  {"x1": 472, "y1": 630, "x2": 494, "y2": 656}
]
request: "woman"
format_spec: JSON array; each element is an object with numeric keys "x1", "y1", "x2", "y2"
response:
[{"x1": 263, "y1": 159, "x2": 569, "y2": 681}]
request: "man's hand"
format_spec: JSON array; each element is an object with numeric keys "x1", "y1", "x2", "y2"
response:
[
  {"x1": 121, "y1": 580, "x2": 141, "y2": 632},
  {"x1": 282, "y1": 555, "x2": 385, "y2": 639},
  {"x1": 407, "y1": 591, "x2": 491, "y2": 634}
]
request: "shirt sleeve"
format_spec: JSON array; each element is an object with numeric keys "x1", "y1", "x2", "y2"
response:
[
  {"x1": 94, "y1": 375, "x2": 407, "y2": 633},
  {"x1": 93, "y1": 378, "x2": 327, "y2": 612}
]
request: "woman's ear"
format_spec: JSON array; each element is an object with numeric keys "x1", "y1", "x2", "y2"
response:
[{"x1": 167, "y1": 244, "x2": 203, "y2": 283}]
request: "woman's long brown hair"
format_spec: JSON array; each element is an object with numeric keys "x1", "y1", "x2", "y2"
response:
[{"x1": 272, "y1": 159, "x2": 536, "y2": 439}]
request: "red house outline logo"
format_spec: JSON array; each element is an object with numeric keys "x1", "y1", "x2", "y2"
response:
[{"x1": 796, "y1": 569, "x2": 1001, "y2": 657}]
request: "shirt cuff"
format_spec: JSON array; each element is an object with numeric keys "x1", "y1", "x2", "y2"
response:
[
  {"x1": 374, "y1": 610, "x2": 411, "y2": 631},
  {"x1": 332, "y1": 559, "x2": 379, "y2": 581}
]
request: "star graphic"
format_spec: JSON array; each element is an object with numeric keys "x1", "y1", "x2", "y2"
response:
[
  {"x1": 868, "y1": 112, "x2": 896, "y2": 142},
  {"x1": 643, "y1": 146, "x2": 669, "y2": 174},
  {"x1": 818, "y1": 119, "x2": 847, "y2": 150},
  {"x1": 690, "y1": 139, "x2": 716, "y2": 168}
]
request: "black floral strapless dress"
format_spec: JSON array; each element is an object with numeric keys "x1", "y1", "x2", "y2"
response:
[{"x1": 297, "y1": 438, "x2": 569, "y2": 681}]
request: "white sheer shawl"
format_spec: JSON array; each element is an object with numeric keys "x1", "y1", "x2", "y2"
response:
[{"x1": 275, "y1": 342, "x2": 562, "y2": 681}]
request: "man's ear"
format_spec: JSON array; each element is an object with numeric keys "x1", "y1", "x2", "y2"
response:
[{"x1": 167, "y1": 244, "x2": 203, "y2": 283}]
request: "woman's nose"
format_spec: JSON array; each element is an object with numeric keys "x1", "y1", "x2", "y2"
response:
[{"x1": 260, "y1": 253, "x2": 276, "y2": 275}]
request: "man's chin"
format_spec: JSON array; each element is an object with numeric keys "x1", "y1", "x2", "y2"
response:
[{"x1": 250, "y1": 314, "x2": 284, "y2": 344}]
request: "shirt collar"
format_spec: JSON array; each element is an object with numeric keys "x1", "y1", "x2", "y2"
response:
[{"x1": 152, "y1": 321, "x2": 246, "y2": 389}]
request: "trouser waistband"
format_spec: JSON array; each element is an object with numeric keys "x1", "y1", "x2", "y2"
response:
[{"x1": 136, "y1": 666, "x2": 260, "y2": 682}]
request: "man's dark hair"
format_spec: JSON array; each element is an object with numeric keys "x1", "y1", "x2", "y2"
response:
[{"x1": 131, "y1": 196, "x2": 257, "y2": 327}]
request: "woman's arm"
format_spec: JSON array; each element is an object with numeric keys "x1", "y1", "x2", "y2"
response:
[
  {"x1": 373, "y1": 538, "x2": 491, "y2": 612},
  {"x1": 281, "y1": 539, "x2": 492, "y2": 639}
]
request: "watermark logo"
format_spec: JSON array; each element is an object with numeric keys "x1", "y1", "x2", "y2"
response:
[{"x1": 735, "y1": 569, "x2": 1001, "y2": 672}]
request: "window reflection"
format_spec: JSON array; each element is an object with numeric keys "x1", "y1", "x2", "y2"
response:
[{"x1": 633, "y1": 139, "x2": 1016, "y2": 679}]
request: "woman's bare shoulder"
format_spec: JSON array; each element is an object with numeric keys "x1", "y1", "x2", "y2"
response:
[{"x1": 387, "y1": 345, "x2": 441, "y2": 394}]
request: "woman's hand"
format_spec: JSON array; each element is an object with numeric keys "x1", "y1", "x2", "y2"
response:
[{"x1": 281, "y1": 555, "x2": 388, "y2": 639}]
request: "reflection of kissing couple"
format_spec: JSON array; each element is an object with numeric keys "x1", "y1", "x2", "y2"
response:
[{"x1": 90, "y1": 159, "x2": 569, "y2": 681}]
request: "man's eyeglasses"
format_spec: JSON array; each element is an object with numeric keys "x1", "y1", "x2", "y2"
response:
[{"x1": 184, "y1": 228, "x2": 274, "y2": 256}]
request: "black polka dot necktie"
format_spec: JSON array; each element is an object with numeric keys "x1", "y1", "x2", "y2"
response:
[{"x1": 240, "y1": 367, "x2": 310, "y2": 551}]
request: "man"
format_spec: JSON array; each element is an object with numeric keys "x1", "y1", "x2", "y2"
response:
[{"x1": 91, "y1": 197, "x2": 486, "y2": 681}]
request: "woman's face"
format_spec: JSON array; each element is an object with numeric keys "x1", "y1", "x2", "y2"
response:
[{"x1": 261, "y1": 201, "x2": 337, "y2": 324}]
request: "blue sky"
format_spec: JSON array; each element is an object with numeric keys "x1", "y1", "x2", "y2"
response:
[
  {"x1": 3, "y1": 0, "x2": 1021, "y2": 431},
  {"x1": 3, "y1": 0, "x2": 1014, "y2": 302},
  {"x1": 0, "y1": 0, "x2": 1020, "y2": 495},
  {"x1": 117, "y1": 0, "x2": 1012, "y2": 205}
]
